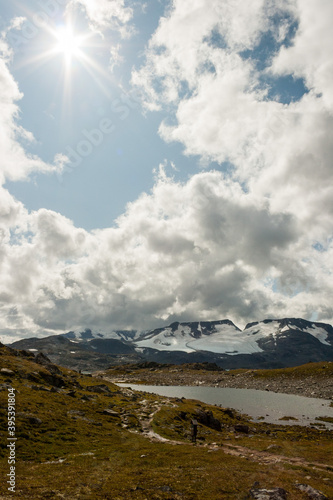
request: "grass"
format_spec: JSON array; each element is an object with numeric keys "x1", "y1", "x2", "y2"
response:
[
  {"x1": 1, "y1": 346, "x2": 332, "y2": 499},
  {"x1": 245, "y1": 361, "x2": 333, "y2": 379}
]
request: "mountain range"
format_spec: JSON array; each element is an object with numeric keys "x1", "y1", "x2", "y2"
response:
[{"x1": 8, "y1": 317, "x2": 333, "y2": 371}]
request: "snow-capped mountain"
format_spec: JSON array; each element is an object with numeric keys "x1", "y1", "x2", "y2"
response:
[
  {"x1": 134, "y1": 318, "x2": 332, "y2": 354},
  {"x1": 8, "y1": 318, "x2": 333, "y2": 370},
  {"x1": 134, "y1": 320, "x2": 244, "y2": 353},
  {"x1": 62, "y1": 328, "x2": 139, "y2": 343},
  {"x1": 133, "y1": 318, "x2": 333, "y2": 368}
]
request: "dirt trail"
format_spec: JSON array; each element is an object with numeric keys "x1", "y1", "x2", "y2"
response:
[
  {"x1": 220, "y1": 443, "x2": 332, "y2": 471},
  {"x1": 133, "y1": 400, "x2": 333, "y2": 474}
]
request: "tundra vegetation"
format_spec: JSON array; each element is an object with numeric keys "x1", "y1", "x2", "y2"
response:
[{"x1": 0, "y1": 347, "x2": 332, "y2": 499}]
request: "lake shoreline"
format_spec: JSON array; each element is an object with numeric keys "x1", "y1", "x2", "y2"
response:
[{"x1": 101, "y1": 363, "x2": 333, "y2": 401}]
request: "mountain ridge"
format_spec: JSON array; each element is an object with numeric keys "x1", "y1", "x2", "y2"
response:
[{"x1": 8, "y1": 317, "x2": 333, "y2": 371}]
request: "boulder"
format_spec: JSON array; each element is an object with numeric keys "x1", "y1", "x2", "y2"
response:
[
  {"x1": 234, "y1": 424, "x2": 250, "y2": 434},
  {"x1": 102, "y1": 409, "x2": 120, "y2": 417},
  {"x1": 249, "y1": 487, "x2": 288, "y2": 499},
  {"x1": 27, "y1": 416, "x2": 43, "y2": 426},
  {"x1": 39, "y1": 371, "x2": 65, "y2": 388},
  {"x1": 0, "y1": 368, "x2": 15, "y2": 376},
  {"x1": 35, "y1": 353, "x2": 62, "y2": 375},
  {"x1": 195, "y1": 409, "x2": 221, "y2": 431},
  {"x1": 86, "y1": 384, "x2": 112, "y2": 394},
  {"x1": 295, "y1": 484, "x2": 328, "y2": 499}
]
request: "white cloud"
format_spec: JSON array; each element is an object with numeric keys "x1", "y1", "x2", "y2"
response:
[
  {"x1": 271, "y1": 0, "x2": 333, "y2": 108},
  {"x1": 132, "y1": 0, "x2": 333, "y2": 247},
  {"x1": 68, "y1": 0, "x2": 133, "y2": 36}
]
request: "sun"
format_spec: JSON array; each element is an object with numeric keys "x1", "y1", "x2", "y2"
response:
[{"x1": 53, "y1": 25, "x2": 83, "y2": 63}]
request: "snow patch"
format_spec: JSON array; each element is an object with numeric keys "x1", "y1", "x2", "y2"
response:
[{"x1": 304, "y1": 326, "x2": 330, "y2": 345}]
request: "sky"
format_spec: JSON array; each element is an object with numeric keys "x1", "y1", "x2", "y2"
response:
[{"x1": 0, "y1": 0, "x2": 332, "y2": 342}]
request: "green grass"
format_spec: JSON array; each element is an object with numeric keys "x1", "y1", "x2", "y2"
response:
[{"x1": 247, "y1": 361, "x2": 333, "y2": 379}]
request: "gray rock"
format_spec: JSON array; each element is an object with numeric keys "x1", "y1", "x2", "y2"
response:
[
  {"x1": 35, "y1": 353, "x2": 62, "y2": 375},
  {"x1": 0, "y1": 383, "x2": 13, "y2": 390},
  {"x1": 86, "y1": 384, "x2": 112, "y2": 394},
  {"x1": 31, "y1": 385, "x2": 50, "y2": 392},
  {"x1": 234, "y1": 424, "x2": 250, "y2": 434},
  {"x1": 0, "y1": 368, "x2": 14, "y2": 376},
  {"x1": 102, "y1": 409, "x2": 120, "y2": 417},
  {"x1": 195, "y1": 409, "x2": 221, "y2": 431},
  {"x1": 81, "y1": 394, "x2": 94, "y2": 401},
  {"x1": 250, "y1": 487, "x2": 288, "y2": 499},
  {"x1": 35, "y1": 352, "x2": 52, "y2": 364},
  {"x1": 27, "y1": 416, "x2": 43, "y2": 426},
  {"x1": 295, "y1": 484, "x2": 328, "y2": 499},
  {"x1": 39, "y1": 371, "x2": 65, "y2": 388}
]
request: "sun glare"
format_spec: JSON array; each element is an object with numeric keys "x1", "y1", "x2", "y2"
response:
[{"x1": 54, "y1": 25, "x2": 83, "y2": 63}]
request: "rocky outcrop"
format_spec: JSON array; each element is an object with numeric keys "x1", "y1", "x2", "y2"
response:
[
  {"x1": 35, "y1": 352, "x2": 63, "y2": 375},
  {"x1": 295, "y1": 484, "x2": 328, "y2": 499},
  {"x1": 249, "y1": 487, "x2": 287, "y2": 499},
  {"x1": 86, "y1": 384, "x2": 112, "y2": 394},
  {"x1": 195, "y1": 409, "x2": 221, "y2": 431}
]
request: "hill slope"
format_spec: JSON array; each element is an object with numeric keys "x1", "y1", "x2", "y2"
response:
[{"x1": 0, "y1": 343, "x2": 332, "y2": 499}]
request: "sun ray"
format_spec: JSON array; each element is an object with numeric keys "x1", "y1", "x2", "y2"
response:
[{"x1": 12, "y1": 15, "x2": 115, "y2": 120}]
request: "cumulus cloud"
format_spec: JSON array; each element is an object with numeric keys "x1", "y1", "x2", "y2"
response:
[
  {"x1": 1, "y1": 169, "x2": 331, "y2": 342},
  {"x1": 68, "y1": 0, "x2": 133, "y2": 36},
  {"x1": 270, "y1": 0, "x2": 333, "y2": 108},
  {"x1": 132, "y1": 0, "x2": 333, "y2": 256},
  {"x1": 132, "y1": 0, "x2": 332, "y2": 196}
]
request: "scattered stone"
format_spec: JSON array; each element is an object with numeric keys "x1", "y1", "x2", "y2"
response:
[
  {"x1": 86, "y1": 384, "x2": 112, "y2": 394},
  {"x1": 31, "y1": 385, "x2": 50, "y2": 392},
  {"x1": 160, "y1": 485, "x2": 173, "y2": 492},
  {"x1": 249, "y1": 487, "x2": 288, "y2": 499},
  {"x1": 0, "y1": 382, "x2": 13, "y2": 390},
  {"x1": 81, "y1": 394, "x2": 94, "y2": 401},
  {"x1": 223, "y1": 408, "x2": 235, "y2": 418},
  {"x1": 101, "y1": 409, "x2": 120, "y2": 417},
  {"x1": 234, "y1": 424, "x2": 249, "y2": 434},
  {"x1": 67, "y1": 410, "x2": 85, "y2": 417},
  {"x1": 27, "y1": 416, "x2": 43, "y2": 426},
  {"x1": 295, "y1": 484, "x2": 328, "y2": 499},
  {"x1": 39, "y1": 371, "x2": 65, "y2": 388},
  {"x1": 27, "y1": 372, "x2": 41, "y2": 383},
  {"x1": 0, "y1": 368, "x2": 14, "y2": 376}
]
